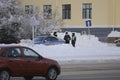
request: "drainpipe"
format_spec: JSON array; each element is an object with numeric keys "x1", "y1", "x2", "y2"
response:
[{"x1": 113, "y1": 0, "x2": 115, "y2": 31}]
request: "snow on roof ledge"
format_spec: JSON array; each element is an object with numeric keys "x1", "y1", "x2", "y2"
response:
[{"x1": 108, "y1": 31, "x2": 120, "y2": 37}]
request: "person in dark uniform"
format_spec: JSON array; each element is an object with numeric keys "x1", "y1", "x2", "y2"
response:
[
  {"x1": 53, "y1": 32, "x2": 57, "y2": 37},
  {"x1": 71, "y1": 33, "x2": 76, "y2": 47},
  {"x1": 64, "y1": 32, "x2": 71, "y2": 44}
]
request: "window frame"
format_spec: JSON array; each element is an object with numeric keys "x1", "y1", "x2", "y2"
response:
[
  {"x1": 62, "y1": 4, "x2": 71, "y2": 19},
  {"x1": 82, "y1": 3, "x2": 92, "y2": 19},
  {"x1": 25, "y1": 5, "x2": 34, "y2": 14},
  {"x1": 43, "y1": 5, "x2": 52, "y2": 19}
]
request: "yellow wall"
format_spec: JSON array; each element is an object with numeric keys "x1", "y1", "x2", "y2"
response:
[
  {"x1": 115, "y1": 0, "x2": 120, "y2": 25},
  {"x1": 19, "y1": 0, "x2": 120, "y2": 28}
]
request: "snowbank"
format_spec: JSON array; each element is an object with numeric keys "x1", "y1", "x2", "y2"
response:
[
  {"x1": 57, "y1": 32, "x2": 103, "y2": 46},
  {"x1": 1, "y1": 32, "x2": 120, "y2": 63},
  {"x1": 18, "y1": 32, "x2": 120, "y2": 62},
  {"x1": 108, "y1": 31, "x2": 120, "y2": 37}
]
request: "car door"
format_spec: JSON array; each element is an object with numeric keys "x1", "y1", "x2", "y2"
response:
[
  {"x1": 7, "y1": 47, "x2": 26, "y2": 76},
  {"x1": 22, "y1": 47, "x2": 45, "y2": 75}
]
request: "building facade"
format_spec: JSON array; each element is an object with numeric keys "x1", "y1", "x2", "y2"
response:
[{"x1": 19, "y1": 0, "x2": 120, "y2": 28}]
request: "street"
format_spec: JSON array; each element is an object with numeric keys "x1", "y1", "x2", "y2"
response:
[
  {"x1": 58, "y1": 70, "x2": 120, "y2": 80},
  {"x1": 10, "y1": 60, "x2": 120, "y2": 80}
]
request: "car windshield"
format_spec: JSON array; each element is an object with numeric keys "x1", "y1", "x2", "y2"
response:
[{"x1": 34, "y1": 36, "x2": 46, "y2": 42}]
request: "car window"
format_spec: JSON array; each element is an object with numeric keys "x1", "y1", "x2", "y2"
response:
[
  {"x1": 23, "y1": 48, "x2": 39, "y2": 58},
  {"x1": 0, "y1": 48, "x2": 6, "y2": 57},
  {"x1": 8, "y1": 48, "x2": 22, "y2": 58},
  {"x1": 1, "y1": 52, "x2": 6, "y2": 57},
  {"x1": 47, "y1": 37, "x2": 58, "y2": 41},
  {"x1": 34, "y1": 37, "x2": 45, "y2": 41}
]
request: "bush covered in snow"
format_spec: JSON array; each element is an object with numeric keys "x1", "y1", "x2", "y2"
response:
[{"x1": 0, "y1": 0, "x2": 63, "y2": 39}]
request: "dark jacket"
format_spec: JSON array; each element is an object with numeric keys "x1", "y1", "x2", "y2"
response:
[
  {"x1": 53, "y1": 32, "x2": 57, "y2": 37},
  {"x1": 64, "y1": 34, "x2": 71, "y2": 43}
]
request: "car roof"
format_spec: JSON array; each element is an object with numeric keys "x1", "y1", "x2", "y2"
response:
[
  {"x1": 35, "y1": 35, "x2": 64, "y2": 41},
  {"x1": 35, "y1": 36, "x2": 59, "y2": 39},
  {"x1": 37, "y1": 35, "x2": 55, "y2": 37}
]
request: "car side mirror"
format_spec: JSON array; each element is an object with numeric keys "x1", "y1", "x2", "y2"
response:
[
  {"x1": 39, "y1": 56, "x2": 43, "y2": 60},
  {"x1": 35, "y1": 56, "x2": 42, "y2": 61}
]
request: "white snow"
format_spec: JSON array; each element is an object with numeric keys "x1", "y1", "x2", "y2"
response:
[
  {"x1": 108, "y1": 31, "x2": 120, "y2": 37},
  {"x1": 19, "y1": 32, "x2": 120, "y2": 62},
  {"x1": 1, "y1": 32, "x2": 120, "y2": 63}
]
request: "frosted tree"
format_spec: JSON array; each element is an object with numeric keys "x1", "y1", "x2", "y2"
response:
[
  {"x1": 33, "y1": 8, "x2": 64, "y2": 37},
  {"x1": 19, "y1": 14, "x2": 33, "y2": 39},
  {"x1": 0, "y1": 0, "x2": 33, "y2": 39},
  {"x1": 0, "y1": 0, "x2": 23, "y2": 36},
  {"x1": 0, "y1": 0, "x2": 64, "y2": 39}
]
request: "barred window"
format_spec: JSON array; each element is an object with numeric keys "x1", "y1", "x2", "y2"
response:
[
  {"x1": 82, "y1": 3, "x2": 92, "y2": 19},
  {"x1": 62, "y1": 4, "x2": 71, "y2": 19},
  {"x1": 43, "y1": 5, "x2": 52, "y2": 19},
  {"x1": 25, "y1": 5, "x2": 34, "y2": 14}
]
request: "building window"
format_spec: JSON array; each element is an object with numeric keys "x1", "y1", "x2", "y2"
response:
[
  {"x1": 43, "y1": 5, "x2": 52, "y2": 19},
  {"x1": 62, "y1": 4, "x2": 71, "y2": 19},
  {"x1": 10, "y1": 7, "x2": 15, "y2": 15},
  {"x1": 25, "y1": 5, "x2": 34, "y2": 14},
  {"x1": 82, "y1": 3, "x2": 92, "y2": 19}
]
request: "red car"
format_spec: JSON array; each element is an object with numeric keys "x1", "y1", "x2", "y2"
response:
[{"x1": 0, "y1": 45, "x2": 61, "y2": 80}]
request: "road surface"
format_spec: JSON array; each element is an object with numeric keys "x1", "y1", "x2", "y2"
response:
[{"x1": 10, "y1": 60, "x2": 120, "y2": 80}]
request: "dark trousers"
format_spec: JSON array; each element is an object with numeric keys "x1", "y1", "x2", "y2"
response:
[
  {"x1": 65, "y1": 40, "x2": 70, "y2": 44},
  {"x1": 72, "y1": 41, "x2": 76, "y2": 47}
]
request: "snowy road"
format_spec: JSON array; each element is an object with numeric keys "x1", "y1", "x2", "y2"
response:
[
  {"x1": 10, "y1": 60, "x2": 120, "y2": 80},
  {"x1": 58, "y1": 60, "x2": 120, "y2": 80},
  {"x1": 10, "y1": 70, "x2": 120, "y2": 80},
  {"x1": 58, "y1": 70, "x2": 120, "y2": 80}
]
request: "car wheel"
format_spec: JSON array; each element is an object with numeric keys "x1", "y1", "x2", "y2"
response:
[
  {"x1": 0, "y1": 70, "x2": 10, "y2": 80},
  {"x1": 24, "y1": 76, "x2": 33, "y2": 80},
  {"x1": 46, "y1": 68, "x2": 58, "y2": 80}
]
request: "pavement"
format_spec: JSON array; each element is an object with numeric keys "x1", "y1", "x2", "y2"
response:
[
  {"x1": 60, "y1": 59, "x2": 120, "y2": 72},
  {"x1": 10, "y1": 59, "x2": 120, "y2": 80},
  {"x1": 58, "y1": 59, "x2": 120, "y2": 80}
]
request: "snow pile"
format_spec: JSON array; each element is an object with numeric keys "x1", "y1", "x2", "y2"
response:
[
  {"x1": 1, "y1": 32, "x2": 120, "y2": 62},
  {"x1": 108, "y1": 31, "x2": 120, "y2": 37},
  {"x1": 19, "y1": 32, "x2": 120, "y2": 62},
  {"x1": 57, "y1": 32, "x2": 103, "y2": 46},
  {"x1": 20, "y1": 39, "x2": 33, "y2": 45},
  {"x1": 28, "y1": 44, "x2": 120, "y2": 61}
]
